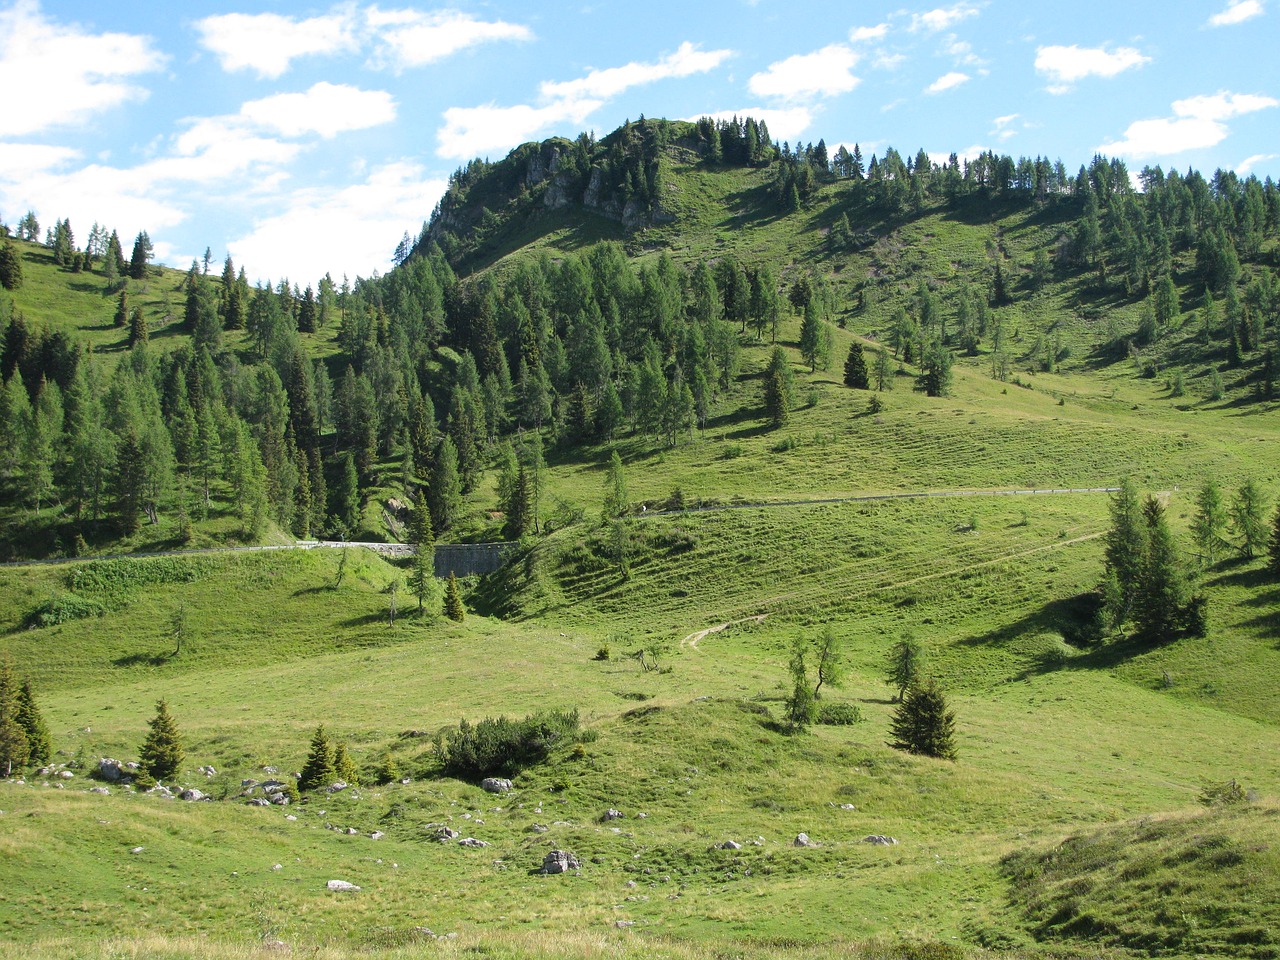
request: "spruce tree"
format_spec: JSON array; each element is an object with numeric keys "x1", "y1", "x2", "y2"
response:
[
  {"x1": 444, "y1": 572, "x2": 465, "y2": 622},
  {"x1": 1268, "y1": 505, "x2": 1280, "y2": 579},
  {"x1": 763, "y1": 347, "x2": 793, "y2": 427},
  {"x1": 843, "y1": 341, "x2": 869, "y2": 389},
  {"x1": 0, "y1": 240, "x2": 23, "y2": 291},
  {"x1": 889, "y1": 680, "x2": 957, "y2": 760},
  {"x1": 138, "y1": 700, "x2": 184, "y2": 781},
  {"x1": 1103, "y1": 479, "x2": 1146, "y2": 626},
  {"x1": 113, "y1": 291, "x2": 128, "y2": 328},
  {"x1": 15, "y1": 680, "x2": 51, "y2": 768},
  {"x1": 298, "y1": 725, "x2": 335, "y2": 790},
  {"x1": 1135, "y1": 496, "x2": 1185, "y2": 641},
  {"x1": 0, "y1": 660, "x2": 30, "y2": 775},
  {"x1": 333, "y1": 741, "x2": 359, "y2": 786},
  {"x1": 128, "y1": 307, "x2": 148, "y2": 347}
]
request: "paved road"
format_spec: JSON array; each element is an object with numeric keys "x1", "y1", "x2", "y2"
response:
[{"x1": 0, "y1": 487, "x2": 1121, "y2": 569}]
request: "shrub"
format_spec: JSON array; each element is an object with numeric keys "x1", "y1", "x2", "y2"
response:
[
  {"x1": 26, "y1": 592, "x2": 104, "y2": 628},
  {"x1": 434, "y1": 708, "x2": 584, "y2": 779},
  {"x1": 817, "y1": 701, "x2": 863, "y2": 725},
  {"x1": 1199, "y1": 778, "x2": 1248, "y2": 807}
]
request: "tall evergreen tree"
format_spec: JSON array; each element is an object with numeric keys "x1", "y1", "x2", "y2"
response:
[
  {"x1": 0, "y1": 660, "x2": 30, "y2": 775},
  {"x1": 0, "y1": 240, "x2": 24, "y2": 291},
  {"x1": 763, "y1": 347, "x2": 793, "y2": 427},
  {"x1": 1268, "y1": 504, "x2": 1280, "y2": 579},
  {"x1": 14, "y1": 680, "x2": 51, "y2": 768},
  {"x1": 1190, "y1": 478, "x2": 1228, "y2": 566},
  {"x1": 298, "y1": 725, "x2": 335, "y2": 791},
  {"x1": 886, "y1": 635, "x2": 926, "y2": 703},
  {"x1": 1231, "y1": 479, "x2": 1269, "y2": 560},
  {"x1": 128, "y1": 231, "x2": 153, "y2": 280},
  {"x1": 889, "y1": 681, "x2": 957, "y2": 760},
  {"x1": 843, "y1": 341, "x2": 869, "y2": 389},
  {"x1": 602, "y1": 450, "x2": 628, "y2": 520},
  {"x1": 138, "y1": 700, "x2": 184, "y2": 781},
  {"x1": 1103, "y1": 478, "x2": 1146, "y2": 626},
  {"x1": 444, "y1": 572, "x2": 465, "y2": 622},
  {"x1": 1135, "y1": 496, "x2": 1185, "y2": 641}
]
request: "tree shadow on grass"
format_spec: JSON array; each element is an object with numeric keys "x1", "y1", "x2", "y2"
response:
[{"x1": 114, "y1": 651, "x2": 175, "y2": 667}]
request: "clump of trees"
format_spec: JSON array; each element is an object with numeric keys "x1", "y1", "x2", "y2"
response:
[
  {"x1": 784, "y1": 628, "x2": 860, "y2": 730},
  {"x1": 433, "y1": 708, "x2": 587, "y2": 779},
  {"x1": 0, "y1": 660, "x2": 52, "y2": 776}
]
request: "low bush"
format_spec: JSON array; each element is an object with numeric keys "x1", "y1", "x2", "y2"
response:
[
  {"x1": 434, "y1": 708, "x2": 586, "y2": 779},
  {"x1": 816, "y1": 701, "x2": 863, "y2": 725},
  {"x1": 26, "y1": 592, "x2": 105, "y2": 628}
]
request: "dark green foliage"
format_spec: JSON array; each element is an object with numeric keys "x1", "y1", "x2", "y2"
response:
[
  {"x1": 25, "y1": 592, "x2": 105, "y2": 628},
  {"x1": 333, "y1": 741, "x2": 359, "y2": 786},
  {"x1": 1135, "y1": 496, "x2": 1185, "y2": 642},
  {"x1": 0, "y1": 240, "x2": 23, "y2": 290},
  {"x1": 1269, "y1": 506, "x2": 1280, "y2": 578},
  {"x1": 298, "y1": 725, "x2": 335, "y2": 791},
  {"x1": 763, "y1": 347, "x2": 794, "y2": 428},
  {"x1": 1103, "y1": 479, "x2": 1146, "y2": 626},
  {"x1": 601, "y1": 450, "x2": 627, "y2": 520},
  {"x1": 816, "y1": 701, "x2": 862, "y2": 725},
  {"x1": 128, "y1": 232, "x2": 152, "y2": 280},
  {"x1": 1191, "y1": 478, "x2": 1228, "y2": 565},
  {"x1": 889, "y1": 680, "x2": 957, "y2": 760},
  {"x1": 1230, "y1": 480, "x2": 1268, "y2": 560},
  {"x1": 444, "y1": 572, "x2": 465, "y2": 621},
  {"x1": 434, "y1": 708, "x2": 583, "y2": 779},
  {"x1": 886, "y1": 636, "x2": 925, "y2": 702},
  {"x1": 785, "y1": 637, "x2": 815, "y2": 729},
  {"x1": 138, "y1": 700, "x2": 184, "y2": 781},
  {"x1": 15, "y1": 680, "x2": 51, "y2": 768},
  {"x1": 0, "y1": 660, "x2": 30, "y2": 775},
  {"x1": 843, "y1": 341, "x2": 869, "y2": 389}
]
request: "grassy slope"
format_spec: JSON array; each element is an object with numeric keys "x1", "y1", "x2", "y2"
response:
[{"x1": 1, "y1": 149, "x2": 1279, "y2": 958}]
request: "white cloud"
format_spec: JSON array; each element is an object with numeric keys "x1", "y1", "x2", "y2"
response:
[
  {"x1": 944, "y1": 37, "x2": 984, "y2": 66},
  {"x1": 240, "y1": 83, "x2": 397, "y2": 138},
  {"x1": 438, "y1": 42, "x2": 732, "y2": 160},
  {"x1": 229, "y1": 162, "x2": 448, "y2": 283},
  {"x1": 1238, "y1": 152, "x2": 1279, "y2": 174},
  {"x1": 927, "y1": 71, "x2": 970, "y2": 93},
  {"x1": 686, "y1": 107, "x2": 814, "y2": 143},
  {"x1": 1099, "y1": 90, "x2": 1279, "y2": 158},
  {"x1": 1034, "y1": 44, "x2": 1149, "y2": 93},
  {"x1": 1209, "y1": 0, "x2": 1265, "y2": 25},
  {"x1": 849, "y1": 23, "x2": 889, "y2": 42},
  {"x1": 194, "y1": 6, "x2": 532, "y2": 78},
  {"x1": 0, "y1": 1, "x2": 165, "y2": 137},
  {"x1": 874, "y1": 52, "x2": 908, "y2": 70},
  {"x1": 368, "y1": 8, "x2": 532, "y2": 71},
  {"x1": 541, "y1": 42, "x2": 732, "y2": 101},
  {"x1": 991, "y1": 113, "x2": 1019, "y2": 141},
  {"x1": 748, "y1": 44, "x2": 860, "y2": 101},
  {"x1": 437, "y1": 100, "x2": 604, "y2": 160},
  {"x1": 194, "y1": 10, "x2": 356, "y2": 79},
  {"x1": 0, "y1": 143, "x2": 82, "y2": 180},
  {"x1": 911, "y1": 3, "x2": 980, "y2": 33}
]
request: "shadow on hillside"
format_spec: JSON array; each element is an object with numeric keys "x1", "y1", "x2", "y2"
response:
[
  {"x1": 1204, "y1": 560, "x2": 1270, "y2": 590},
  {"x1": 113, "y1": 651, "x2": 175, "y2": 668}
]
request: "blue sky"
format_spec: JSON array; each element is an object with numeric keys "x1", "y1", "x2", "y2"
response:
[{"x1": 1, "y1": 0, "x2": 1277, "y2": 285}]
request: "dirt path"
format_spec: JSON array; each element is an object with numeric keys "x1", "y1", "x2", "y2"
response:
[{"x1": 681, "y1": 615, "x2": 768, "y2": 651}]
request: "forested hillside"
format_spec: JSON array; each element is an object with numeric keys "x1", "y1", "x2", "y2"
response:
[{"x1": 1, "y1": 116, "x2": 1277, "y2": 563}]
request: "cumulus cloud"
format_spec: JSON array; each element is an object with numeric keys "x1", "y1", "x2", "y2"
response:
[
  {"x1": 229, "y1": 162, "x2": 449, "y2": 282},
  {"x1": 927, "y1": 71, "x2": 970, "y2": 93},
  {"x1": 686, "y1": 107, "x2": 814, "y2": 143},
  {"x1": 541, "y1": 42, "x2": 732, "y2": 101},
  {"x1": 1099, "y1": 90, "x2": 1279, "y2": 158},
  {"x1": 1209, "y1": 0, "x2": 1264, "y2": 25},
  {"x1": 438, "y1": 42, "x2": 731, "y2": 160},
  {"x1": 0, "y1": 0, "x2": 165, "y2": 137},
  {"x1": 748, "y1": 44, "x2": 860, "y2": 101},
  {"x1": 194, "y1": 10, "x2": 356, "y2": 79},
  {"x1": 437, "y1": 99, "x2": 603, "y2": 160},
  {"x1": 367, "y1": 8, "x2": 532, "y2": 71},
  {"x1": 849, "y1": 23, "x2": 889, "y2": 43},
  {"x1": 1034, "y1": 44, "x2": 1149, "y2": 93},
  {"x1": 910, "y1": 3, "x2": 980, "y2": 33},
  {"x1": 240, "y1": 82, "x2": 397, "y2": 138},
  {"x1": 1237, "y1": 152, "x2": 1279, "y2": 174},
  {"x1": 194, "y1": 5, "x2": 532, "y2": 78}
]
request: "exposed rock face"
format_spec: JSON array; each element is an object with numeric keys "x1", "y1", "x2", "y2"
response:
[
  {"x1": 97, "y1": 759, "x2": 127, "y2": 782},
  {"x1": 793, "y1": 833, "x2": 819, "y2": 848},
  {"x1": 540, "y1": 850, "x2": 580, "y2": 874}
]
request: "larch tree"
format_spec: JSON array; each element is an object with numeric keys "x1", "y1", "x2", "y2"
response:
[
  {"x1": 1230, "y1": 480, "x2": 1269, "y2": 560},
  {"x1": 1190, "y1": 478, "x2": 1228, "y2": 566}
]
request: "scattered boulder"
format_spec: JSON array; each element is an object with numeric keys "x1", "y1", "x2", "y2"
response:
[
  {"x1": 480, "y1": 777, "x2": 513, "y2": 794},
  {"x1": 527, "y1": 823, "x2": 549, "y2": 834},
  {"x1": 147, "y1": 785, "x2": 173, "y2": 798},
  {"x1": 246, "y1": 798, "x2": 270, "y2": 807},
  {"x1": 59, "y1": 771, "x2": 74, "y2": 780},
  {"x1": 839, "y1": 803, "x2": 855, "y2": 810},
  {"x1": 325, "y1": 781, "x2": 349, "y2": 794},
  {"x1": 601, "y1": 809, "x2": 623, "y2": 821},
  {"x1": 433, "y1": 826, "x2": 460, "y2": 841},
  {"x1": 89, "y1": 786, "x2": 110, "y2": 795},
  {"x1": 458, "y1": 837, "x2": 488, "y2": 848},
  {"x1": 793, "y1": 833, "x2": 819, "y2": 848},
  {"x1": 716, "y1": 841, "x2": 742, "y2": 851},
  {"x1": 269, "y1": 793, "x2": 290, "y2": 806},
  {"x1": 179, "y1": 789, "x2": 207, "y2": 802},
  {"x1": 615, "y1": 920, "x2": 635, "y2": 929},
  {"x1": 370, "y1": 831, "x2": 385, "y2": 840},
  {"x1": 97, "y1": 759, "x2": 127, "y2": 783},
  {"x1": 863, "y1": 835, "x2": 898, "y2": 846},
  {"x1": 540, "y1": 850, "x2": 580, "y2": 874},
  {"x1": 129, "y1": 846, "x2": 144, "y2": 854},
  {"x1": 326, "y1": 880, "x2": 360, "y2": 892},
  {"x1": 198, "y1": 766, "x2": 217, "y2": 778}
]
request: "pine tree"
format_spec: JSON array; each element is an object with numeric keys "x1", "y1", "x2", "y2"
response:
[
  {"x1": 1135, "y1": 496, "x2": 1185, "y2": 641},
  {"x1": 502, "y1": 466, "x2": 532, "y2": 539},
  {"x1": 889, "y1": 680, "x2": 957, "y2": 760},
  {"x1": 0, "y1": 240, "x2": 25, "y2": 291},
  {"x1": 602, "y1": 450, "x2": 628, "y2": 520},
  {"x1": 1268, "y1": 505, "x2": 1280, "y2": 579},
  {"x1": 0, "y1": 660, "x2": 30, "y2": 775},
  {"x1": 1231, "y1": 479, "x2": 1269, "y2": 560},
  {"x1": 15, "y1": 680, "x2": 51, "y2": 768},
  {"x1": 333, "y1": 741, "x2": 359, "y2": 786},
  {"x1": 444, "y1": 573, "x2": 465, "y2": 622},
  {"x1": 886, "y1": 636, "x2": 925, "y2": 702},
  {"x1": 298, "y1": 725, "x2": 335, "y2": 791},
  {"x1": 138, "y1": 700, "x2": 184, "y2": 781},
  {"x1": 1190, "y1": 478, "x2": 1227, "y2": 566},
  {"x1": 1103, "y1": 479, "x2": 1147, "y2": 626},
  {"x1": 429, "y1": 437, "x2": 462, "y2": 533},
  {"x1": 763, "y1": 347, "x2": 793, "y2": 427},
  {"x1": 113, "y1": 290, "x2": 129, "y2": 328},
  {"x1": 128, "y1": 307, "x2": 148, "y2": 347},
  {"x1": 799, "y1": 300, "x2": 830, "y2": 371},
  {"x1": 843, "y1": 341, "x2": 869, "y2": 389},
  {"x1": 128, "y1": 231, "x2": 153, "y2": 280}
]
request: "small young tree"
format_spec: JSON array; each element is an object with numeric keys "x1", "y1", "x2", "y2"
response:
[
  {"x1": 14, "y1": 679, "x2": 51, "y2": 768},
  {"x1": 886, "y1": 635, "x2": 925, "y2": 702},
  {"x1": 445, "y1": 573, "x2": 465, "y2": 622},
  {"x1": 602, "y1": 450, "x2": 628, "y2": 521},
  {"x1": 889, "y1": 680, "x2": 957, "y2": 760},
  {"x1": 333, "y1": 741, "x2": 359, "y2": 786},
  {"x1": 138, "y1": 700, "x2": 184, "y2": 781},
  {"x1": 785, "y1": 637, "x2": 815, "y2": 729},
  {"x1": 298, "y1": 724, "x2": 335, "y2": 790},
  {"x1": 812, "y1": 627, "x2": 844, "y2": 700}
]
